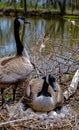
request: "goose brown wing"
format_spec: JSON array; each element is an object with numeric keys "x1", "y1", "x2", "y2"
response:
[{"x1": 0, "y1": 56, "x2": 33, "y2": 83}]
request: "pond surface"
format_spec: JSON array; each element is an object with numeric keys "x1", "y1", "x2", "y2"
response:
[
  {"x1": 0, "y1": 16, "x2": 79, "y2": 55},
  {"x1": 0, "y1": 16, "x2": 79, "y2": 77}
]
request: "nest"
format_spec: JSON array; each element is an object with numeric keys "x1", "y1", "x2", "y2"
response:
[{"x1": 0, "y1": 103, "x2": 78, "y2": 130}]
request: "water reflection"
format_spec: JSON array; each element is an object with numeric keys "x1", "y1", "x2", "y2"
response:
[
  {"x1": 0, "y1": 17, "x2": 79, "y2": 58},
  {"x1": 0, "y1": 17, "x2": 16, "y2": 56}
]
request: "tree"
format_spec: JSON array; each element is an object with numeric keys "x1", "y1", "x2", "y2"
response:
[
  {"x1": 58, "y1": 0, "x2": 66, "y2": 15},
  {"x1": 20, "y1": 0, "x2": 24, "y2": 8},
  {"x1": 54, "y1": 0, "x2": 66, "y2": 15},
  {"x1": 24, "y1": 0, "x2": 27, "y2": 16}
]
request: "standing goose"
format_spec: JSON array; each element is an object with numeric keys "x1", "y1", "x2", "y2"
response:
[
  {"x1": 24, "y1": 74, "x2": 64, "y2": 112},
  {"x1": 0, "y1": 16, "x2": 33, "y2": 105}
]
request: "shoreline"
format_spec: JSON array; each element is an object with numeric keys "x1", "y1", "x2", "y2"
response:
[{"x1": 0, "y1": 8, "x2": 79, "y2": 19}]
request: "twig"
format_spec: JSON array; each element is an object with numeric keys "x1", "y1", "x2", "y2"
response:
[
  {"x1": 8, "y1": 96, "x2": 24, "y2": 121},
  {"x1": 0, "y1": 117, "x2": 27, "y2": 127},
  {"x1": 0, "y1": 112, "x2": 17, "y2": 130}
]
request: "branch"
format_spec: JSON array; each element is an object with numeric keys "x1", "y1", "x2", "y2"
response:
[
  {"x1": 64, "y1": 69, "x2": 79, "y2": 99},
  {"x1": 0, "y1": 118, "x2": 27, "y2": 127},
  {"x1": 0, "y1": 112, "x2": 17, "y2": 130}
]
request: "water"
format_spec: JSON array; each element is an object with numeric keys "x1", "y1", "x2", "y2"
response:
[
  {"x1": 0, "y1": 16, "x2": 79, "y2": 75},
  {"x1": 0, "y1": 16, "x2": 79, "y2": 55}
]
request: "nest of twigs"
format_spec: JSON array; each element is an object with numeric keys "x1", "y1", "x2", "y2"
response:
[{"x1": 0, "y1": 103, "x2": 78, "y2": 130}]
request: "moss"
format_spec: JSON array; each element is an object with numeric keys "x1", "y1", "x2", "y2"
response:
[
  {"x1": 5, "y1": 94, "x2": 12, "y2": 101},
  {"x1": 63, "y1": 15, "x2": 79, "y2": 20}
]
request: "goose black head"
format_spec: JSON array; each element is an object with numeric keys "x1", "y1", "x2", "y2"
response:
[
  {"x1": 14, "y1": 16, "x2": 30, "y2": 28},
  {"x1": 48, "y1": 74, "x2": 56, "y2": 92},
  {"x1": 42, "y1": 74, "x2": 56, "y2": 92}
]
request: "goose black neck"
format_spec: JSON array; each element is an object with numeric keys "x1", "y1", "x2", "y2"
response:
[
  {"x1": 14, "y1": 20, "x2": 23, "y2": 56},
  {"x1": 38, "y1": 79, "x2": 51, "y2": 97},
  {"x1": 41, "y1": 80, "x2": 49, "y2": 95}
]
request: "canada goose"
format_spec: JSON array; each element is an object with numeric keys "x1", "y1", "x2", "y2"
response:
[
  {"x1": 23, "y1": 74, "x2": 64, "y2": 112},
  {"x1": 0, "y1": 16, "x2": 33, "y2": 105}
]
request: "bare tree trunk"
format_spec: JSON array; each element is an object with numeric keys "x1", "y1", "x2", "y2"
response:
[
  {"x1": 58, "y1": 0, "x2": 66, "y2": 15},
  {"x1": 12, "y1": 0, "x2": 16, "y2": 10},
  {"x1": 62, "y1": 0, "x2": 66, "y2": 14},
  {"x1": 24, "y1": 0, "x2": 27, "y2": 16}
]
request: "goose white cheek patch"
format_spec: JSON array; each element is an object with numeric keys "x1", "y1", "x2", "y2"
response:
[{"x1": 18, "y1": 18, "x2": 24, "y2": 24}]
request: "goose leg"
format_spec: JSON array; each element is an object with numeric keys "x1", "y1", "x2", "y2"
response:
[
  {"x1": 13, "y1": 83, "x2": 18, "y2": 101},
  {"x1": 1, "y1": 88, "x2": 5, "y2": 106},
  {"x1": 13, "y1": 87, "x2": 16, "y2": 101}
]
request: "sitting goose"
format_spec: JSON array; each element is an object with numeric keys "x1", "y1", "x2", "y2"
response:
[
  {"x1": 23, "y1": 74, "x2": 64, "y2": 112},
  {"x1": 0, "y1": 16, "x2": 33, "y2": 105}
]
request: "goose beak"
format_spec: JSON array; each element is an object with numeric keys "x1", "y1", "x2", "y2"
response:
[
  {"x1": 51, "y1": 82, "x2": 56, "y2": 92},
  {"x1": 24, "y1": 20, "x2": 31, "y2": 24}
]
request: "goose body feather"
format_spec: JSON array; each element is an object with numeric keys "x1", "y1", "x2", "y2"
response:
[
  {"x1": 24, "y1": 78, "x2": 64, "y2": 112},
  {"x1": 0, "y1": 56, "x2": 33, "y2": 84}
]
